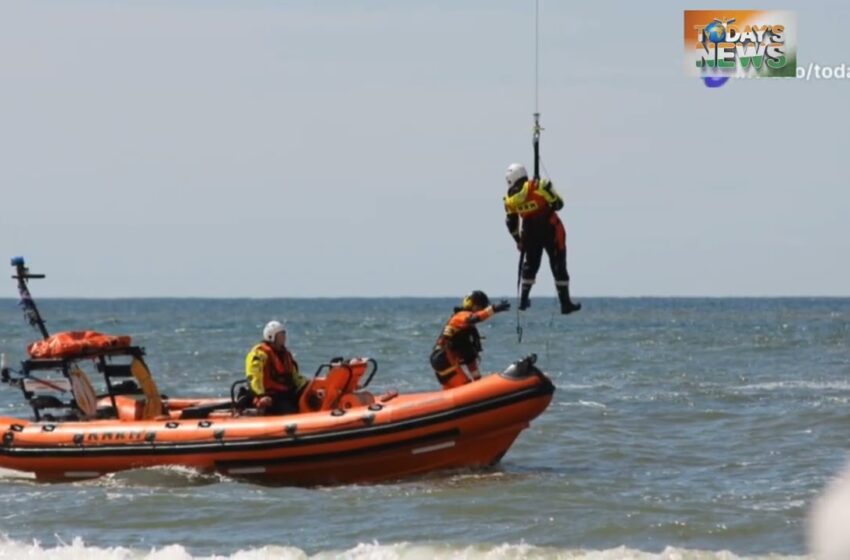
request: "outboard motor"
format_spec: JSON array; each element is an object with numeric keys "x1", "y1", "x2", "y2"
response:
[{"x1": 501, "y1": 354, "x2": 541, "y2": 380}]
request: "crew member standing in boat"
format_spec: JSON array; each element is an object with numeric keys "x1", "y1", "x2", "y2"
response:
[
  {"x1": 245, "y1": 320, "x2": 308, "y2": 414},
  {"x1": 504, "y1": 163, "x2": 581, "y2": 314},
  {"x1": 430, "y1": 291, "x2": 510, "y2": 389}
]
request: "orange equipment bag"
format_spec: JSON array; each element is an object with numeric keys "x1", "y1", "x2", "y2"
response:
[{"x1": 27, "y1": 331, "x2": 132, "y2": 359}]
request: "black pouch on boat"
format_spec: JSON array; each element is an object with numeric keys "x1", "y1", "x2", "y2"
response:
[{"x1": 430, "y1": 348, "x2": 450, "y2": 372}]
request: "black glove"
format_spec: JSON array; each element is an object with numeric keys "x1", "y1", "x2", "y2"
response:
[
  {"x1": 493, "y1": 299, "x2": 511, "y2": 313},
  {"x1": 542, "y1": 181, "x2": 564, "y2": 211}
]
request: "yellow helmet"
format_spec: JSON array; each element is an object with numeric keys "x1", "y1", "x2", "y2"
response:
[{"x1": 462, "y1": 291, "x2": 490, "y2": 311}]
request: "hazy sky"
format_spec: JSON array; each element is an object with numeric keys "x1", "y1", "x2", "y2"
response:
[{"x1": 1, "y1": 1, "x2": 848, "y2": 297}]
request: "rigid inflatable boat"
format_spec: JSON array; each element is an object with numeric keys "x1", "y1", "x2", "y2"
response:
[{"x1": 0, "y1": 258, "x2": 554, "y2": 484}]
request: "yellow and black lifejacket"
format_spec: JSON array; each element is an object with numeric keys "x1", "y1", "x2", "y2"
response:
[{"x1": 503, "y1": 178, "x2": 562, "y2": 220}]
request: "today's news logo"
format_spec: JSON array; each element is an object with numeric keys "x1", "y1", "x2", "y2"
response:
[{"x1": 685, "y1": 10, "x2": 797, "y2": 78}]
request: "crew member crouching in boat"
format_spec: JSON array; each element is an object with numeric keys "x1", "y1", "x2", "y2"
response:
[
  {"x1": 430, "y1": 291, "x2": 510, "y2": 389},
  {"x1": 245, "y1": 320, "x2": 308, "y2": 415}
]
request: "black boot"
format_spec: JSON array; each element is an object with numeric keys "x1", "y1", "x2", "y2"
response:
[
  {"x1": 519, "y1": 284, "x2": 532, "y2": 310},
  {"x1": 557, "y1": 284, "x2": 581, "y2": 315}
]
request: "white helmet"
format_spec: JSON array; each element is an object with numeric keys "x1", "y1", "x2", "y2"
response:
[
  {"x1": 505, "y1": 163, "x2": 528, "y2": 187},
  {"x1": 263, "y1": 320, "x2": 286, "y2": 343}
]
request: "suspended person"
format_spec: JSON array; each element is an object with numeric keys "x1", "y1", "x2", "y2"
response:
[
  {"x1": 503, "y1": 163, "x2": 581, "y2": 314},
  {"x1": 430, "y1": 291, "x2": 510, "y2": 389},
  {"x1": 245, "y1": 320, "x2": 308, "y2": 415}
]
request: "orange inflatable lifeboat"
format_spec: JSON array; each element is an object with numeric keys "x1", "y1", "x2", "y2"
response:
[
  {"x1": 0, "y1": 257, "x2": 554, "y2": 484},
  {"x1": 0, "y1": 347, "x2": 553, "y2": 484}
]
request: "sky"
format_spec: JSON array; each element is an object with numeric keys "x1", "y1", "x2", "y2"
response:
[{"x1": 1, "y1": 0, "x2": 848, "y2": 298}]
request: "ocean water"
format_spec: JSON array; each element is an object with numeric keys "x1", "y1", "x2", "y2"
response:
[{"x1": 0, "y1": 297, "x2": 848, "y2": 559}]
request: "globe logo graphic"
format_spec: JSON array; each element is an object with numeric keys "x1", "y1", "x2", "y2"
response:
[{"x1": 705, "y1": 21, "x2": 725, "y2": 43}]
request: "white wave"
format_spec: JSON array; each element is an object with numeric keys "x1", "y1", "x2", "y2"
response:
[
  {"x1": 749, "y1": 499, "x2": 806, "y2": 512},
  {"x1": 0, "y1": 537, "x2": 810, "y2": 560},
  {"x1": 809, "y1": 460, "x2": 850, "y2": 560},
  {"x1": 84, "y1": 465, "x2": 228, "y2": 490},
  {"x1": 576, "y1": 400, "x2": 607, "y2": 409},
  {"x1": 0, "y1": 467, "x2": 35, "y2": 480},
  {"x1": 553, "y1": 383, "x2": 602, "y2": 391},
  {"x1": 737, "y1": 380, "x2": 850, "y2": 392},
  {"x1": 557, "y1": 401, "x2": 607, "y2": 409}
]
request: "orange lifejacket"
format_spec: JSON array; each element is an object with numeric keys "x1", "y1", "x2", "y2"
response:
[
  {"x1": 27, "y1": 331, "x2": 132, "y2": 359},
  {"x1": 434, "y1": 307, "x2": 494, "y2": 364},
  {"x1": 249, "y1": 342, "x2": 300, "y2": 396}
]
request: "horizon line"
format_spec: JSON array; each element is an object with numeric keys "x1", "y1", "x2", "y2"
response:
[{"x1": 2, "y1": 295, "x2": 850, "y2": 300}]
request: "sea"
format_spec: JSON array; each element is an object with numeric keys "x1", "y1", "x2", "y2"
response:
[{"x1": 0, "y1": 297, "x2": 848, "y2": 560}]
